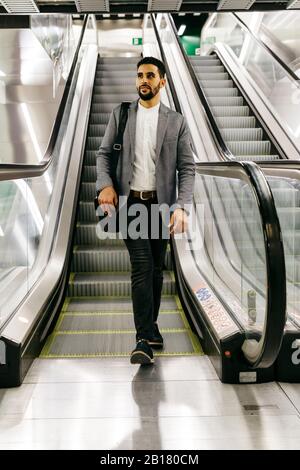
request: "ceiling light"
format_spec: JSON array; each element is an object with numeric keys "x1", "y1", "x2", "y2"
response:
[{"x1": 178, "y1": 24, "x2": 186, "y2": 36}]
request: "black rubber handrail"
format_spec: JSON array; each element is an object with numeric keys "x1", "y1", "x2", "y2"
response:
[
  {"x1": 167, "y1": 13, "x2": 235, "y2": 161},
  {"x1": 195, "y1": 161, "x2": 286, "y2": 368},
  {"x1": 0, "y1": 15, "x2": 88, "y2": 181},
  {"x1": 150, "y1": 14, "x2": 182, "y2": 115},
  {"x1": 233, "y1": 13, "x2": 300, "y2": 83}
]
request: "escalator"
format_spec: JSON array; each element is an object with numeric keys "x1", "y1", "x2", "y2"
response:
[
  {"x1": 161, "y1": 12, "x2": 300, "y2": 382},
  {"x1": 0, "y1": 16, "x2": 288, "y2": 387},
  {"x1": 40, "y1": 55, "x2": 200, "y2": 359},
  {"x1": 189, "y1": 54, "x2": 280, "y2": 162}
]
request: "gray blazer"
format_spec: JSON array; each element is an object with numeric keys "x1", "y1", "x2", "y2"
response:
[{"x1": 96, "y1": 100, "x2": 195, "y2": 210}]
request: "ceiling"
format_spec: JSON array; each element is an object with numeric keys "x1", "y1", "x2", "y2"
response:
[{"x1": 0, "y1": 0, "x2": 299, "y2": 15}]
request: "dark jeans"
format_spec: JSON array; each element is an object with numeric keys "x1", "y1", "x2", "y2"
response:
[{"x1": 123, "y1": 195, "x2": 169, "y2": 341}]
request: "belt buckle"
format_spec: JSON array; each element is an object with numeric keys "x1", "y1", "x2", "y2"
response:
[{"x1": 140, "y1": 191, "x2": 149, "y2": 200}]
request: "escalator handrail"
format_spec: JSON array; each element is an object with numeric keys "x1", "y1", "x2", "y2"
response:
[
  {"x1": 167, "y1": 13, "x2": 236, "y2": 161},
  {"x1": 150, "y1": 14, "x2": 182, "y2": 115},
  {"x1": 0, "y1": 15, "x2": 88, "y2": 182},
  {"x1": 232, "y1": 13, "x2": 300, "y2": 84},
  {"x1": 195, "y1": 160, "x2": 286, "y2": 368}
]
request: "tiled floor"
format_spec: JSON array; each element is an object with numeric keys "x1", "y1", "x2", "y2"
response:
[{"x1": 0, "y1": 356, "x2": 299, "y2": 449}]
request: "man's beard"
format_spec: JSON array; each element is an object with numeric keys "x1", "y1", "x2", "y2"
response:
[{"x1": 138, "y1": 83, "x2": 160, "y2": 101}]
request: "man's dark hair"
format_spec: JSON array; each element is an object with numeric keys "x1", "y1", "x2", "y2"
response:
[{"x1": 137, "y1": 56, "x2": 166, "y2": 78}]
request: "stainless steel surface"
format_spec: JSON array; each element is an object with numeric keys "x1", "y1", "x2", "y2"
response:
[
  {"x1": 0, "y1": 356, "x2": 299, "y2": 449},
  {"x1": 0, "y1": 28, "x2": 65, "y2": 165},
  {"x1": 0, "y1": 59, "x2": 53, "y2": 75},
  {"x1": 0, "y1": 45, "x2": 98, "y2": 338}
]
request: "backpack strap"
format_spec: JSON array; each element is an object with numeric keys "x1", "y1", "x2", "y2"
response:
[
  {"x1": 112, "y1": 101, "x2": 131, "y2": 152},
  {"x1": 110, "y1": 101, "x2": 131, "y2": 190}
]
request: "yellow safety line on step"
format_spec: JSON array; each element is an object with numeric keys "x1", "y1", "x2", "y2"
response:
[
  {"x1": 40, "y1": 332, "x2": 58, "y2": 357},
  {"x1": 175, "y1": 295, "x2": 183, "y2": 311},
  {"x1": 53, "y1": 315, "x2": 64, "y2": 332},
  {"x1": 174, "y1": 296, "x2": 191, "y2": 329},
  {"x1": 61, "y1": 298, "x2": 70, "y2": 312},
  {"x1": 67, "y1": 294, "x2": 176, "y2": 300},
  {"x1": 187, "y1": 329, "x2": 202, "y2": 354},
  {"x1": 52, "y1": 328, "x2": 190, "y2": 335},
  {"x1": 41, "y1": 351, "x2": 202, "y2": 359},
  {"x1": 61, "y1": 310, "x2": 181, "y2": 317},
  {"x1": 178, "y1": 309, "x2": 190, "y2": 330}
]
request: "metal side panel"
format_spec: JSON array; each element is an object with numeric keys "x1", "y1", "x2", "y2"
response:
[{"x1": 0, "y1": 45, "x2": 99, "y2": 388}]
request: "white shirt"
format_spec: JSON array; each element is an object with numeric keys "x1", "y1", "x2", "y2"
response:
[{"x1": 131, "y1": 101, "x2": 160, "y2": 191}]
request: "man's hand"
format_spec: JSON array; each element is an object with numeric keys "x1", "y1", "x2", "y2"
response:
[
  {"x1": 98, "y1": 186, "x2": 118, "y2": 217},
  {"x1": 168, "y1": 208, "x2": 188, "y2": 235}
]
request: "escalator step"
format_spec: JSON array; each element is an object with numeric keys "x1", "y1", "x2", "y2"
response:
[
  {"x1": 71, "y1": 245, "x2": 172, "y2": 272},
  {"x1": 82, "y1": 165, "x2": 96, "y2": 181},
  {"x1": 216, "y1": 116, "x2": 256, "y2": 128},
  {"x1": 75, "y1": 224, "x2": 124, "y2": 246},
  {"x1": 207, "y1": 96, "x2": 243, "y2": 106},
  {"x1": 87, "y1": 125, "x2": 106, "y2": 137},
  {"x1": 64, "y1": 295, "x2": 180, "y2": 312},
  {"x1": 192, "y1": 65, "x2": 225, "y2": 73},
  {"x1": 190, "y1": 54, "x2": 217, "y2": 60},
  {"x1": 84, "y1": 150, "x2": 99, "y2": 165},
  {"x1": 89, "y1": 113, "x2": 111, "y2": 125},
  {"x1": 97, "y1": 70, "x2": 136, "y2": 77},
  {"x1": 220, "y1": 128, "x2": 263, "y2": 141},
  {"x1": 68, "y1": 272, "x2": 176, "y2": 297},
  {"x1": 95, "y1": 78, "x2": 134, "y2": 86},
  {"x1": 211, "y1": 105, "x2": 250, "y2": 117},
  {"x1": 78, "y1": 201, "x2": 97, "y2": 222},
  {"x1": 93, "y1": 85, "x2": 136, "y2": 94},
  {"x1": 233, "y1": 155, "x2": 280, "y2": 161},
  {"x1": 93, "y1": 93, "x2": 137, "y2": 103},
  {"x1": 196, "y1": 72, "x2": 229, "y2": 80},
  {"x1": 204, "y1": 87, "x2": 238, "y2": 97},
  {"x1": 190, "y1": 59, "x2": 221, "y2": 66},
  {"x1": 91, "y1": 103, "x2": 122, "y2": 113},
  {"x1": 41, "y1": 330, "x2": 201, "y2": 358},
  {"x1": 201, "y1": 79, "x2": 234, "y2": 88},
  {"x1": 55, "y1": 311, "x2": 185, "y2": 332}
]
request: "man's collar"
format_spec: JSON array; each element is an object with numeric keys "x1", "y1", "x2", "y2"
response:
[{"x1": 130, "y1": 99, "x2": 170, "y2": 114}]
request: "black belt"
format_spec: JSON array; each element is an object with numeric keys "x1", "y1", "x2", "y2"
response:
[{"x1": 130, "y1": 190, "x2": 157, "y2": 200}]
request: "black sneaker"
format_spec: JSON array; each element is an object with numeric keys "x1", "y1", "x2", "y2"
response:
[
  {"x1": 148, "y1": 323, "x2": 164, "y2": 349},
  {"x1": 130, "y1": 339, "x2": 154, "y2": 365}
]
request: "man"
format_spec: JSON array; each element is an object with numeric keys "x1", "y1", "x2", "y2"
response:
[{"x1": 96, "y1": 56, "x2": 195, "y2": 365}]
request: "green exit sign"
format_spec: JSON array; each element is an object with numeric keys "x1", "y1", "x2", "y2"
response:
[{"x1": 132, "y1": 37, "x2": 142, "y2": 45}]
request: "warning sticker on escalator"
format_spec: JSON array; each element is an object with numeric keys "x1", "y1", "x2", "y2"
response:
[{"x1": 194, "y1": 283, "x2": 238, "y2": 338}]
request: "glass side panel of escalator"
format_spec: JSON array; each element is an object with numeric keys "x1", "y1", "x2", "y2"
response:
[
  {"x1": 191, "y1": 171, "x2": 268, "y2": 337},
  {"x1": 266, "y1": 174, "x2": 300, "y2": 328}
]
